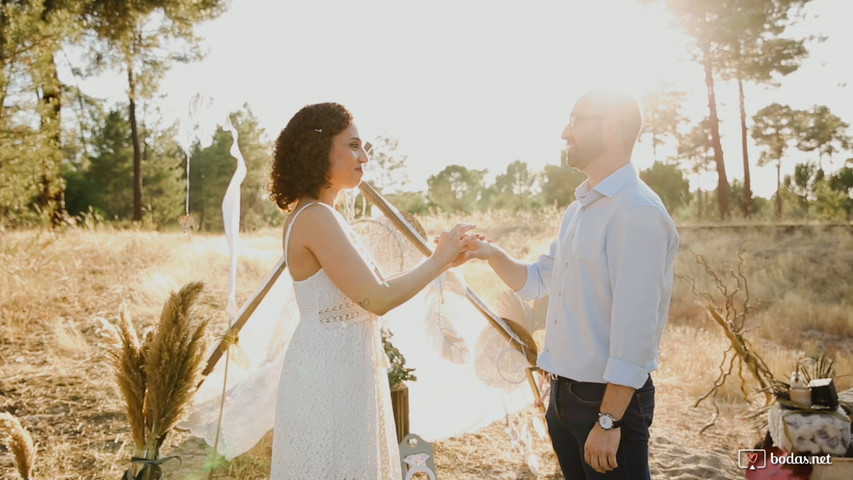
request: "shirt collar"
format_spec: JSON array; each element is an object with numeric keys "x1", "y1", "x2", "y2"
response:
[{"x1": 575, "y1": 164, "x2": 637, "y2": 206}]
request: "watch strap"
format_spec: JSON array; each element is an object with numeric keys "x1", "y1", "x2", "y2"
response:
[{"x1": 597, "y1": 412, "x2": 623, "y2": 430}]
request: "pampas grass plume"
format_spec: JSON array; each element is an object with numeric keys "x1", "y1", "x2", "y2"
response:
[
  {"x1": 105, "y1": 281, "x2": 210, "y2": 463},
  {"x1": 106, "y1": 305, "x2": 147, "y2": 451},
  {"x1": 143, "y1": 281, "x2": 210, "y2": 454},
  {"x1": 0, "y1": 412, "x2": 36, "y2": 479}
]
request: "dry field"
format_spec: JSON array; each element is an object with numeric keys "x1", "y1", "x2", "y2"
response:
[{"x1": 1, "y1": 212, "x2": 851, "y2": 479}]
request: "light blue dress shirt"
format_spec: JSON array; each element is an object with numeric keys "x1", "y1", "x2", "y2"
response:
[{"x1": 517, "y1": 164, "x2": 679, "y2": 389}]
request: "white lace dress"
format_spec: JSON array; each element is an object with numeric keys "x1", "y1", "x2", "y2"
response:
[{"x1": 270, "y1": 203, "x2": 401, "y2": 480}]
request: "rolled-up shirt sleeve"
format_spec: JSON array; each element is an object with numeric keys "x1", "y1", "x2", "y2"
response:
[
  {"x1": 603, "y1": 206, "x2": 674, "y2": 389},
  {"x1": 516, "y1": 238, "x2": 557, "y2": 301}
]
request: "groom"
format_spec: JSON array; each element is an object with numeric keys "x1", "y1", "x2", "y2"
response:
[{"x1": 469, "y1": 90, "x2": 679, "y2": 479}]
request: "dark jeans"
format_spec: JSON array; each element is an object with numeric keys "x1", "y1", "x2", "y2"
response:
[{"x1": 545, "y1": 375, "x2": 655, "y2": 480}]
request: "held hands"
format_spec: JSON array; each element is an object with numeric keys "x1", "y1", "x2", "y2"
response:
[
  {"x1": 432, "y1": 224, "x2": 478, "y2": 268},
  {"x1": 432, "y1": 226, "x2": 501, "y2": 268},
  {"x1": 463, "y1": 236, "x2": 498, "y2": 260}
]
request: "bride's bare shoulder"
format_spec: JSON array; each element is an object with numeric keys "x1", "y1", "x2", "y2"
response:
[{"x1": 288, "y1": 203, "x2": 348, "y2": 238}]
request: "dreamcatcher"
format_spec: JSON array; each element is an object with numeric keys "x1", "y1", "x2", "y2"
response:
[{"x1": 345, "y1": 191, "x2": 550, "y2": 474}]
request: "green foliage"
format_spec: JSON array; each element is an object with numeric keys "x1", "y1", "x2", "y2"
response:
[
  {"x1": 641, "y1": 87, "x2": 687, "y2": 162},
  {"x1": 384, "y1": 191, "x2": 429, "y2": 216},
  {"x1": 794, "y1": 105, "x2": 851, "y2": 167},
  {"x1": 426, "y1": 165, "x2": 486, "y2": 213},
  {"x1": 229, "y1": 108, "x2": 278, "y2": 231},
  {"x1": 187, "y1": 107, "x2": 275, "y2": 232},
  {"x1": 81, "y1": 0, "x2": 228, "y2": 221},
  {"x1": 827, "y1": 160, "x2": 853, "y2": 220},
  {"x1": 0, "y1": 1, "x2": 76, "y2": 226},
  {"x1": 0, "y1": 0, "x2": 226, "y2": 226},
  {"x1": 729, "y1": 179, "x2": 766, "y2": 219},
  {"x1": 75, "y1": 108, "x2": 135, "y2": 220},
  {"x1": 640, "y1": 161, "x2": 690, "y2": 214},
  {"x1": 750, "y1": 103, "x2": 852, "y2": 220},
  {"x1": 187, "y1": 128, "x2": 239, "y2": 231},
  {"x1": 62, "y1": 105, "x2": 185, "y2": 227},
  {"x1": 142, "y1": 122, "x2": 186, "y2": 228},
  {"x1": 540, "y1": 158, "x2": 585, "y2": 208},
  {"x1": 676, "y1": 119, "x2": 715, "y2": 175},
  {"x1": 485, "y1": 160, "x2": 542, "y2": 212},
  {"x1": 751, "y1": 102, "x2": 797, "y2": 218},
  {"x1": 783, "y1": 160, "x2": 853, "y2": 221},
  {"x1": 0, "y1": 123, "x2": 52, "y2": 226},
  {"x1": 382, "y1": 328, "x2": 416, "y2": 387}
]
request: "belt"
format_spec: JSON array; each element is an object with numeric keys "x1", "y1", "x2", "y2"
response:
[
  {"x1": 548, "y1": 373, "x2": 653, "y2": 390},
  {"x1": 548, "y1": 373, "x2": 601, "y2": 386}
]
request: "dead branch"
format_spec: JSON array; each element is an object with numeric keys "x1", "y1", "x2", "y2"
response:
[{"x1": 681, "y1": 247, "x2": 781, "y2": 433}]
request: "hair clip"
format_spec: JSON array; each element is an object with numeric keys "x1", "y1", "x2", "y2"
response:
[{"x1": 314, "y1": 128, "x2": 323, "y2": 133}]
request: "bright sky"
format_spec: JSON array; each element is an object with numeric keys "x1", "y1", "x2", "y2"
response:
[{"x1": 78, "y1": 0, "x2": 852, "y2": 198}]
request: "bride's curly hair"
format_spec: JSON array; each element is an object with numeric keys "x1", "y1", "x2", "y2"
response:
[{"x1": 269, "y1": 102, "x2": 353, "y2": 212}]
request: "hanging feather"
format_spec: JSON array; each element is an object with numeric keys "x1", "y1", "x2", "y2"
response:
[
  {"x1": 431, "y1": 267, "x2": 467, "y2": 297},
  {"x1": 422, "y1": 270, "x2": 470, "y2": 364},
  {"x1": 495, "y1": 290, "x2": 548, "y2": 334},
  {"x1": 495, "y1": 290, "x2": 533, "y2": 330}
]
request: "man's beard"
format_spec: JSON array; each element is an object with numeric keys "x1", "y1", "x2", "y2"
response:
[{"x1": 565, "y1": 136, "x2": 605, "y2": 170}]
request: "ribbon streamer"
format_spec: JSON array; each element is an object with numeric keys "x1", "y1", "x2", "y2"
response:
[{"x1": 221, "y1": 115, "x2": 247, "y2": 320}]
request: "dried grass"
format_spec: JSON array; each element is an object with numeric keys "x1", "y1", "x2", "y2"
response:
[
  {"x1": 143, "y1": 282, "x2": 210, "y2": 454},
  {"x1": 1, "y1": 222, "x2": 850, "y2": 479},
  {"x1": 0, "y1": 411, "x2": 36, "y2": 479},
  {"x1": 107, "y1": 305, "x2": 147, "y2": 451},
  {"x1": 104, "y1": 281, "x2": 210, "y2": 471}
]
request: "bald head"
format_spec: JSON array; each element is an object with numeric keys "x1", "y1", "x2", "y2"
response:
[{"x1": 574, "y1": 90, "x2": 642, "y2": 154}]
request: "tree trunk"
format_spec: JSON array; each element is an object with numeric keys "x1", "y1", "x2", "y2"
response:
[
  {"x1": 737, "y1": 75, "x2": 752, "y2": 218},
  {"x1": 37, "y1": 49, "x2": 68, "y2": 226},
  {"x1": 0, "y1": 4, "x2": 8, "y2": 124},
  {"x1": 702, "y1": 41, "x2": 731, "y2": 219},
  {"x1": 128, "y1": 61, "x2": 143, "y2": 222},
  {"x1": 696, "y1": 187, "x2": 704, "y2": 220},
  {"x1": 775, "y1": 161, "x2": 782, "y2": 220}
]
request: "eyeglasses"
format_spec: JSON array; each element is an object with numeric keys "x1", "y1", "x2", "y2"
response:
[{"x1": 569, "y1": 114, "x2": 604, "y2": 128}]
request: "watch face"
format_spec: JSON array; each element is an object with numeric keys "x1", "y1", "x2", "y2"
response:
[{"x1": 599, "y1": 414, "x2": 613, "y2": 429}]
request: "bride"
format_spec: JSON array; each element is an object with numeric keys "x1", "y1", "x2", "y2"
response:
[{"x1": 267, "y1": 102, "x2": 475, "y2": 479}]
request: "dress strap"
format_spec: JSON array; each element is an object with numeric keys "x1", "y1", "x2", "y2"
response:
[{"x1": 284, "y1": 202, "x2": 321, "y2": 263}]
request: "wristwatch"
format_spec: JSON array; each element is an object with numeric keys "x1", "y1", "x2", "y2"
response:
[{"x1": 597, "y1": 413, "x2": 623, "y2": 430}]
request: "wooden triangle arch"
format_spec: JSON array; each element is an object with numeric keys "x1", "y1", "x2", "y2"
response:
[{"x1": 201, "y1": 183, "x2": 542, "y2": 399}]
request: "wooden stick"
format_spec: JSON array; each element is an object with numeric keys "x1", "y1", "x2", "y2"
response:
[
  {"x1": 526, "y1": 367, "x2": 547, "y2": 414},
  {"x1": 201, "y1": 256, "x2": 288, "y2": 377},
  {"x1": 358, "y1": 182, "x2": 538, "y2": 366}
]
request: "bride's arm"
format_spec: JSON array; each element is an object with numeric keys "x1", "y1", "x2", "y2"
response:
[{"x1": 297, "y1": 206, "x2": 472, "y2": 316}]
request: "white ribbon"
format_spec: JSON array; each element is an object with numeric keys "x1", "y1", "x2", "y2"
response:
[{"x1": 221, "y1": 115, "x2": 247, "y2": 320}]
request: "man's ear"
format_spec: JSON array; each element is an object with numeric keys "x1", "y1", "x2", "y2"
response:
[{"x1": 600, "y1": 114, "x2": 621, "y2": 142}]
